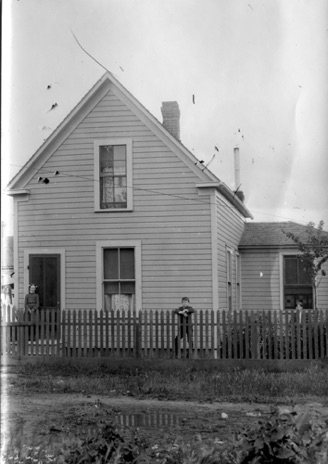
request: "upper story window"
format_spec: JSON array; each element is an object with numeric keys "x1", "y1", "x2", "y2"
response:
[{"x1": 94, "y1": 138, "x2": 133, "y2": 211}]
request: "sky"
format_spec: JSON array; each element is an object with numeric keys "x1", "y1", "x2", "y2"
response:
[{"x1": 2, "y1": 0, "x2": 328, "y2": 236}]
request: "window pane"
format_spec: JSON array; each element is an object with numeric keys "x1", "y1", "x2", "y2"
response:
[
  {"x1": 104, "y1": 282, "x2": 119, "y2": 294},
  {"x1": 284, "y1": 258, "x2": 297, "y2": 284},
  {"x1": 298, "y1": 260, "x2": 311, "y2": 285},
  {"x1": 114, "y1": 177, "x2": 127, "y2": 204},
  {"x1": 104, "y1": 249, "x2": 118, "y2": 279},
  {"x1": 114, "y1": 146, "x2": 126, "y2": 175},
  {"x1": 100, "y1": 146, "x2": 114, "y2": 172},
  {"x1": 120, "y1": 248, "x2": 135, "y2": 279},
  {"x1": 100, "y1": 177, "x2": 114, "y2": 207},
  {"x1": 120, "y1": 281, "x2": 135, "y2": 294}
]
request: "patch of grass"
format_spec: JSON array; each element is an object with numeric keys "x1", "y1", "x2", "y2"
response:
[{"x1": 6, "y1": 363, "x2": 328, "y2": 402}]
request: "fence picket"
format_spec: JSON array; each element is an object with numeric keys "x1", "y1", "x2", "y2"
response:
[
  {"x1": 221, "y1": 311, "x2": 226, "y2": 359},
  {"x1": 199, "y1": 310, "x2": 204, "y2": 358},
  {"x1": 121, "y1": 310, "x2": 126, "y2": 358},
  {"x1": 99, "y1": 310, "x2": 104, "y2": 357},
  {"x1": 127, "y1": 310, "x2": 132, "y2": 356},
  {"x1": 284, "y1": 310, "x2": 289, "y2": 360},
  {"x1": 72, "y1": 310, "x2": 76, "y2": 358},
  {"x1": 308, "y1": 311, "x2": 313, "y2": 360},
  {"x1": 141, "y1": 311, "x2": 147, "y2": 358},
  {"x1": 88, "y1": 310, "x2": 93, "y2": 357},
  {"x1": 160, "y1": 311, "x2": 165, "y2": 358},
  {"x1": 261, "y1": 310, "x2": 266, "y2": 360},
  {"x1": 273, "y1": 311, "x2": 278, "y2": 359},
  {"x1": 61, "y1": 310, "x2": 66, "y2": 357},
  {"x1": 313, "y1": 310, "x2": 319, "y2": 359},
  {"x1": 296, "y1": 310, "x2": 301, "y2": 360},
  {"x1": 149, "y1": 310, "x2": 153, "y2": 358},
  {"x1": 110, "y1": 310, "x2": 115, "y2": 356},
  {"x1": 245, "y1": 310, "x2": 249, "y2": 360},
  {"x1": 250, "y1": 311, "x2": 255, "y2": 359},
  {"x1": 45, "y1": 310, "x2": 50, "y2": 357},
  {"x1": 105, "y1": 310, "x2": 109, "y2": 357},
  {"x1": 77, "y1": 310, "x2": 82, "y2": 357},
  {"x1": 155, "y1": 311, "x2": 159, "y2": 357},
  {"x1": 165, "y1": 310, "x2": 170, "y2": 359}
]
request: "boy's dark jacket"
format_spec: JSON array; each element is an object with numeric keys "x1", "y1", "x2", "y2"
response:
[{"x1": 174, "y1": 305, "x2": 195, "y2": 325}]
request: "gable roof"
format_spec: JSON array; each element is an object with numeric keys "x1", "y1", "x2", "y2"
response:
[
  {"x1": 239, "y1": 221, "x2": 328, "y2": 248},
  {"x1": 6, "y1": 71, "x2": 252, "y2": 219}
]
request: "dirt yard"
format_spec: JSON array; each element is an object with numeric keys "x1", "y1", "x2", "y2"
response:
[{"x1": 2, "y1": 370, "x2": 328, "y2": 454}]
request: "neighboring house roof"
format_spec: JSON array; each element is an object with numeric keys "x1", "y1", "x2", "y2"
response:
[
  {"x1": 6, "y1": 71, "x2": 253, "y2": 219},
  {"x1": 239, "y1": 221, "x2": 328, "y2": 248}
]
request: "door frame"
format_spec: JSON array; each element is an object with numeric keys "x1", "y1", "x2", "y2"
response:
[{"x1": 24, "y1": 248, "x2": 66, "y2": 310}]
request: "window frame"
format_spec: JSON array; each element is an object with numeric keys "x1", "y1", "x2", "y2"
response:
[
  {"x1": 96, "y1": 240, "x2": 142, "y2": 312},
  {"x1": 279, "y1": 251, "x2": 313, "y2": 309},
  {"x1": 94, "y1": 138, "x2": 133, "y2": 212}
]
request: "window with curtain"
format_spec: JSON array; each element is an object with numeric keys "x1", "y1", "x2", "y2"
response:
[
  {"x1": 103, "y1": 247, "x2": 135, "y2": 311},
  {"x1": 283, "y1": 255, "x2": 313, "y2": 309},
  {"x1": 99, "y1": 145, "x2": 127, "y2": 209}
]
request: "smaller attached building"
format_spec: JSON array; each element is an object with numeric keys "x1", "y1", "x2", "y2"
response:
[{"x1": 239, "y1": 222, "x2": 328, "y2": 310}]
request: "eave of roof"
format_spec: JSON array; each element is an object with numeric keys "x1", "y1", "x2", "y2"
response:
[
  {"x1": 196, "y1": 182, "x2": 253, "y2": 219},
  {"x1": 239, "y1": 221, "x2": 328, "y2": 248}
]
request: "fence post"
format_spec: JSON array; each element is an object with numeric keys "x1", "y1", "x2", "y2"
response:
[
  {"x1": 18, "y1": 310, "x2": 25, "y2": 358},
  {"x1": 134, "y1": 311, "x2": 141, "y2": 358}
]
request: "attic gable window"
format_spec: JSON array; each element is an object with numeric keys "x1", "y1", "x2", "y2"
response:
[{"x1": 94, "y1": 138, "x2": 133, "y2": 211}]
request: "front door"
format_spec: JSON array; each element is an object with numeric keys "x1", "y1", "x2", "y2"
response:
[
  {"x1": 29, "y1": 254, "x2": 60, "y2": 309},
  {"x1": 29, "y1": 254, "x2": 61, "y2": 335}
]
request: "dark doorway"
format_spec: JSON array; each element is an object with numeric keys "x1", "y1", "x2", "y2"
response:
[{"x1": 29, "y1": 254, "x2": 61, "y2": 335}]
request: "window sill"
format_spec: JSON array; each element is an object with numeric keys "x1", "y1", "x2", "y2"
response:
[{"x1": 94, "y1": 208, "x2": 133, "y2": 213}]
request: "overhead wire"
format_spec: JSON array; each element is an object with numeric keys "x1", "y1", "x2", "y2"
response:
[{"x1": 5, "y1": 162, "x2": 314, "y2": 225}]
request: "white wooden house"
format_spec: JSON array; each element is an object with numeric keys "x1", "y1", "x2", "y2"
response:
[
  {"x1": 7, "y1": 72, "x2": 253, "y2": 313},
  {"x1": 239, "y1": 222, "x2": 328, "y2": 310}
]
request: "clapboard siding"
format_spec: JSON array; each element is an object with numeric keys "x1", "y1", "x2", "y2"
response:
[
  {"x1": 240, "y1": 251, "x2": 281, "y2": 310},
  {"x1": 216, "y1": 193, "x2": 246, "y2": 310},
  {"x1": 16, "y1": 87, "x2": 213, "y2": 310}
]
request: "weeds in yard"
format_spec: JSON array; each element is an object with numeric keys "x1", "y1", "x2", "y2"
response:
[
  {"x1": 7, "y1": 363, "x2": 328, "y2": 402},
  {"x1": 2, "y1": 407, "x2": 328, "y2": 463}
]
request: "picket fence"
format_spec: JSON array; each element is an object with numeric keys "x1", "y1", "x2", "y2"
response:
[{"x1": 1, "y1": 307, "x2": 328, "y2": 361}]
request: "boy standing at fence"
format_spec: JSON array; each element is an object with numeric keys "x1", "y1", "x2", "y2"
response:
[{"x1": 174, "y1": 296, "x2": 194, "y2": 356}]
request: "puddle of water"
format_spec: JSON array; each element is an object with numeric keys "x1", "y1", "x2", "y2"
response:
[{"x1": 117, "y1": 412, "x2": 180, "y2": 428}]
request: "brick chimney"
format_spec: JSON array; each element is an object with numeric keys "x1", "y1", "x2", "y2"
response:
[{"x1": 161, "y1": 101, "x2": 180, "y2": 141}]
